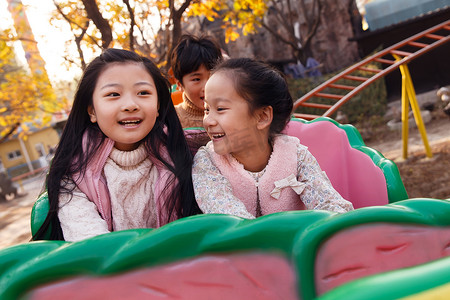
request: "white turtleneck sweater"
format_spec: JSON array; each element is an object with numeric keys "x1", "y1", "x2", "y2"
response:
[{"x1": 58, "y1": 144, "x2": 159, "y2": 242}]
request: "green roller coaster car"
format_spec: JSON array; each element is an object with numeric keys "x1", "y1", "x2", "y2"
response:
[{"x1": 1, "y1": 198, "x2": 450, "y2": 299}]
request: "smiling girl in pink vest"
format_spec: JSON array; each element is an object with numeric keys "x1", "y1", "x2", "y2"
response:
[
  {"x1": 193, "y1": 58, "x2": 353, "y2": 218},
  {"x1": 33, "y1": 49, "x2": 201, "y2": 241}
]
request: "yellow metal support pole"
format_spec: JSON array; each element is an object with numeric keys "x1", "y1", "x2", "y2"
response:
[
  {"x1": 401, "y1": 74, "x2": 409, "y2": 159},
  {"x1": 393, "y1": 54, "x2": 433, "y2": 159},
  {"x1": 404, "y1": 66, "x2": 433, "y2": 158}
]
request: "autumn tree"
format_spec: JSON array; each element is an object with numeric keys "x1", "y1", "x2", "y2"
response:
[
  {"x1": 51, "y1": 0, "x2": 204, "y2": 69},
  {"x1": 51, "y1": 0, "x2": 352, "y2": 72},
  {"x1": 0, "y1": 39, "x2": 54, "y2": 142},
  {"x1": 1, "y1": 0, "x2": 69, "y2": 140},
  {"x1": 189, "y1": 0, "x2": 323, "y2": 65}
]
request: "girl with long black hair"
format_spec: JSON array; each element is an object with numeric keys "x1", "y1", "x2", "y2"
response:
[{"x1": 33, "y1": 48, "x2": 200, "y2": 241}]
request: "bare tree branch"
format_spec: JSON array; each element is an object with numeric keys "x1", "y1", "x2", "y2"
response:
[
  {"x1": 81, "y1": 0, "x2": 113, "y2": 48},
  {"x1": 122, "y1": 0, "x2": 135, "y2": 51},
  {"x1": 302, "y1": 0, "x2": 322, "y2": 52},
  {"x1": 53, "y1": 1, "x2": 98, "y2": 69},
  {"x1": 0, "y1": 123, "x2": 20, "y2": 144},
  {"x1": 260, "y1": 22, "x2": 298, "y2": 51}
]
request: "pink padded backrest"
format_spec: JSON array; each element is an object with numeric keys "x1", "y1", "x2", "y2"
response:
[{"x1": 283, "y1": 120, "x2": 388, "y2": 208}]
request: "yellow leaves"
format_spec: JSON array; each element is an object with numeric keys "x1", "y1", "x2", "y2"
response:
[
  {"x1": 232, "y1": 0, "x2": 267, "y2": 17},
  {"x1": 20, "y1": 123, "x2": 29, "y2": 133},
  {"x1": 0, "y1": 38, "x2": 61, "y2": 138},
  {"x1": 46, "y1": 0, "x2": 271, "y2": 71},
  {"x1": 42, "y1": 115, "x2": 53, "y2": 124},
  {"x1": 154, "y1": 0, "x2": 169, "y2": 11},
  {"x1": 0, "y1": 118, "x2": 7, "y2": 127},
  {"x1": 192, "y1": 0, "x2": 268, "y2": 43},
  {"x1": 0, "y1": 46, "x2": 12, "y2": 59},
  {"x1": 187, "y1": 0, "x2": 224, "y2": 20},
  {"x1": 205, "y1": 13, "x2": 217, "y2": 22},
  {"x1": 0, "y1": 127, "x2": 13, "y2": 140},
  {"x1": 224, "y1": 26, "x2": 240, "y2": 43},
  {"x1": 19, "y1": 130, "x2": 29, "y2": 141}
]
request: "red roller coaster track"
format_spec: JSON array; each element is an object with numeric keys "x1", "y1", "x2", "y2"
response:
[{"x1": 293, "y1": 19, "x2": 450, "y2": 120}]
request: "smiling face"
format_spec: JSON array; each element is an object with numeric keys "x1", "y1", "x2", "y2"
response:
[
  {"x1": 178, "y1": 64, "x2": 210, "y2": 110},
  {"x1": 204, "y1": 71, "x2": 272, "y2": 170},
  {"x1": 88, "y1": 62, "x2": 159, "y2": 151}
]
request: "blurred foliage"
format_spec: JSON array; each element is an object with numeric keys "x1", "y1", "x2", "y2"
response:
[
  {"x1": 49, "y1": 0, "x2": 317, "y2": 68},
  {"x1": 189, "y1": 0, "x2": 267, "y2": 42},
  {"x1": 288, "y1": 63, "x2": 387, "y2": 123},
  {"x1": 50, "y1": 0, "x2": 229, "y2": 68},
  {"x1": 190, "y1": 0, "x2": 320, "y2": 63},
  {"x1": 0, "y1": 39, "x2": 67, "y2": 141},
  {"x1": 1, "y1": 0, "x2": 71, "y2": 141}
]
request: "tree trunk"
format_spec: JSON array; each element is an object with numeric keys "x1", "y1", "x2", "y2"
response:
[
  {"x1": 122, "y1": 0, "x2": 135, "y2": 51},
  {"x1": 81, "y1": 0, "x2": 113, "y2": 49},
  {"x1": 167, "y1": 0, "x2": 192, "y2": 67}
]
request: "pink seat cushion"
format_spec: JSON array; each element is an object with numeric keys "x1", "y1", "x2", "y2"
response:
[
  {"x1": 314, "y1": 223, "x2": 450, "y2": 295},
  {"x1": 29, "y1": 253, "x2": 298, "y2": 300},
  {"x1": 283, "y1": 120, "x2": 388, "y2": 208}
]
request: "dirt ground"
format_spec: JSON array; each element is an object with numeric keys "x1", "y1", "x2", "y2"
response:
[
  {"x1": 1, "y1": 95, "x2": 449, "y2": 250},
  {"x1": 0, "y1": 172, "x2": 44, "y2": 250},
  {"x1": 363, "y1": 107, "x2": 450, "y2": 200}
]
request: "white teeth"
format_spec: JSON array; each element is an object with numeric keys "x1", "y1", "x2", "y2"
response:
[
  {"x1": 119, "y1": 120, "x2": 141, "y2": 125},
  {"x1": 213, "y1": 133, "x2": 225, "y2": 139}
]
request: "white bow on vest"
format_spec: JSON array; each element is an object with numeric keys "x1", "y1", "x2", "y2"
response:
[{"x1": 270, "y1": 174, "x2": 307, "y2": 199}]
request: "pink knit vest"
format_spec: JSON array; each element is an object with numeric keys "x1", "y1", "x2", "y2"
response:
[
  {"x1": 209, "y1": 135, "x2": 306, "y2": 216},
  {"x1": 74, "y1": 132, "x2": 174, "y2": 230}
]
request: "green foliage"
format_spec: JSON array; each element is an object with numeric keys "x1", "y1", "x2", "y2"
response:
[{"x1": 288, "y1": 64, "x2": 388, "y2": 123}]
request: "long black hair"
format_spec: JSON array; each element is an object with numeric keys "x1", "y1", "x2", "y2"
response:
[
  {"x1": 211, "y1": 58, "x2": 293, "y2": 138},
  {"x1": 33, "y1": 48, "x2": 201, "y2": 240}
]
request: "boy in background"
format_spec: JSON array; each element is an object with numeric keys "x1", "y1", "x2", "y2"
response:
[{"x1": 170, "y1": 34, "x2": 223, "y2": 128}]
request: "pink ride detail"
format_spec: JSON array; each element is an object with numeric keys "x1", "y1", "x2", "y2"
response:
[
  {"x1": 209, "y1": 135, "x2": 306, "y2": 215},
  {"x1": 29, "y1": 253, "x2": 299, "y2": 300},
  {"x1": 283, "y1": 120, "x2": 389, "y2": 208},
  {"x1": 315, "y1": 223, "x2": 450, "y2": 295}
]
